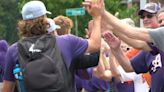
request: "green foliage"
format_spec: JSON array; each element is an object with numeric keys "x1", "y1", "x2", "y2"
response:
[
  {"x1": 105, "y1": 0, "x2": 139, "y2": 25},
  {"x1": 0, "y1": 0, "x2": 139, "y2": 44},
  {"x1": 42, "y1": 0, "x2": 89, "y2": 37},
  {"x1": 0, "y1": 0, "x2": 20, "y2": 44}
]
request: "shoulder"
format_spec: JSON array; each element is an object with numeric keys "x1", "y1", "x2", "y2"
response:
[
  {"x1": 148, "y1": 27, "x2": 164, "y2": 32},
  {"x1": 56, "y1": 35, "x2": 88, "y2": 58},
  {"x1": 8, "y1": 43, "x2": 17, "y2": 51},
  {"x1": 148, "y1": 27, "x2": 164, "y2": 39},
  {"x1": 0, "y1": 40, "x2": 8, "y2": 45},
  {"x1": 148, "y1": 27, "x2": 164, "y2": 51},
  {"x1": 56, "y1": 34, "x2": 88, "y2": 47},
  {"x1": 0, "y1": 40, "x2": 9, "y2": 52},
  {"x1": 7, "y1": 43, "x2": 18, "y2": 57},
  {"x1": 56, "y1": 34, "x2": 87, "y2": 41}
]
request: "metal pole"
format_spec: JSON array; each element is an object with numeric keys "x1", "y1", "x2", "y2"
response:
[{"x1": 75, "y1": 16, "x2": 78, "y2": 36}]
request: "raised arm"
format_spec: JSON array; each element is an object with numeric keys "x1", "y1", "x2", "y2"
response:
[
  {"x1": 93, "y1": 39, "x2": 112, "y2": 81},
  {"x1": 103, "y1": 31, "x2": 134, "y2": 72},
  {"x1": 101, "y1": 16, "x2": 152, "y2": 52},
  {"x1": 114, "y1": 32, "x2": 151, "y2": 51},
  {"x1": 108, "y1": 50, "x2": 121, "y2": 78},
  {"x1": 101, "y1": 10, "x2": 151, "y2": 43},
  {"x1": 83, "y1": 0, "x2": 102, "y2": 53}
]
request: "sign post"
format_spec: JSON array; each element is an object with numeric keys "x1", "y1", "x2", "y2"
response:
[{"x1": 66, "y1": 8, "x2": 85, "y2": 36}]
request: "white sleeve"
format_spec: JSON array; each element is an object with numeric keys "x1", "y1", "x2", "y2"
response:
[{"x1": 117, "y1": 66, "x2": 137, "y2": 82}]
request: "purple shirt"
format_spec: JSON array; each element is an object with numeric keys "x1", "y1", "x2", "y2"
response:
[
  {"x1": 131, "y1": 49, "x2": 164, "y2": 92},
  {"x1": 75, "y1": 68, "x2": 109, "y2": 92},
  {"x1": 113, "y1": 78, "x2": 134, "y2": 92},
  {"x1": 0, "y1": 40, "x2": 8, "y2": 82},
  {"x1": 4, "y1": 35, "x2": 88, "y2": 92}
]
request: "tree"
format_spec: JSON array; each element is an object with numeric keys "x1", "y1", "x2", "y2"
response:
[
  {"x1": 0, "y1": 0, "x2": 20, "y2": 44},
  {"x1": 105, "y1": 0, "x2": 139, "y2": 25},
  {"x1": 0, "y1": 0, "x2": 139, "y2": 44}
]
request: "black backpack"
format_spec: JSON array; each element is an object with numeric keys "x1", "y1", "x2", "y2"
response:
[{"x1": 17, "y1": 34, "x2": 73, "y2": 92}]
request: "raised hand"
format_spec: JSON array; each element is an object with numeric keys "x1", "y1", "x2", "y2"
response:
[
  {"x1": 102, "y1": 31, "x2": 121, "y2": 50},
  {"x1": 82, "y1": 0, "x2": 105, "y2": 18}
]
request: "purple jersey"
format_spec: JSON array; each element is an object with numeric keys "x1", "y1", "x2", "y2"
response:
[
  {"x1": 113, "y1": 78, "x2": 134, "y2": 92},
  {"x1": 4, "y1": 35, "x2": 88, "y2": 92},
  {"x1": 0, "y1": 40, "x2": 8, "y2": 82},
  {"x1": 131, "y1": 48, "x2": 164, "y2": 92},
  {"x1": 75, "y1": 68, "x2": 109, "y2": 92}
]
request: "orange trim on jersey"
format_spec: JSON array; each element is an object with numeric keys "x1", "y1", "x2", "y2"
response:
[{"x1": 126, "y1": 48, "x2": 151, "y2": 86}]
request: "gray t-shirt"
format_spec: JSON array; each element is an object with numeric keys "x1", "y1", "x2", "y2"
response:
[{"x1": 148, "y1": 27, "x2": 164, "y2": 51}]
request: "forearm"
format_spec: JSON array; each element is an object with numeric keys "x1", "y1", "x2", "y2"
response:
[
  {"x1": 114, "y1": 32, "x2": 151, "y2": 51},
  {"x1": 74, "y1": 53, "x2": 99, "y2": 69},
  {"x1": 100, "y1": 51, "x2": 110, "y2": 70},
  {"x1": 102, "y1": 10, "x2": 151, "y2": 42},
  {"x1": 87, "y1": 16, "x2": 101, "y2": 53},
  {"x1": 109, "y1": 57, "x2": 121, "y2": 77},
  {"x1": 96, "y1": 57, "x2": 106, "y2": 74},
  {"x1": 93, "y1": 53, "x2": 110, "y2": 79},
  {"x1": 111, "y1": 48, "x2": 134, "y2": 72},
  {"x1": 3, "y1": 80, "x2": 15, "y2": 92}
]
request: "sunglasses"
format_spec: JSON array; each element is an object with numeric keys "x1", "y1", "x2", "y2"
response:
[
  {"x1": 158, "y1": 19, "x2": 163, "y2": 24},
  {"x1": 140, "y1": 14, "x2": 154, "y2": 19}
]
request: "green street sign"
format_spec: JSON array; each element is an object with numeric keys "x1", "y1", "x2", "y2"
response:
[{"x1": 66, "y1": 8, "x2": 85, "y2": 16}]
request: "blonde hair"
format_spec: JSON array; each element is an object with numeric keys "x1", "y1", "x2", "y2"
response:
[{"x1": 53, "y1": 15, "x2": 73, "y2": 35}]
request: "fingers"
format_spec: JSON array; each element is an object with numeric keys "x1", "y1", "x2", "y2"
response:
[
  {"x1": 85, "y1": 0, "x2": 92, "y2": 2},
  {"x1": 82, "y1": 1, "x2": 91, "y2": 13},
  {"x1": 82, "y1": 2, "x2": 91, "y2": 9},
  {"x1": 100, "y1": 0, "x2": 104, "y2": 5},
  {"x1": 85, "y1": 28, "x2": 89, "y2": 33},
  {"x1": 85, "y1": 28, "x2": 89, "y2": 38},
  {"x1": 82, "y1": 2, "x2": 91, "y2": 6},
  {"x1": 82, "y1": 0, "x2": 92, "y2": 6},
  {"x1": 102, "y1": 32, "x2": 115, "y2": 44},
  {"x1": 83, "y1": 0, "x2": 103, "y2": 7}
]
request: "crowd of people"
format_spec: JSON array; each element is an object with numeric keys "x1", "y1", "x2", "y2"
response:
[{"x1": 0, "y1": 0, "x2": 164, "y2": 92}]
